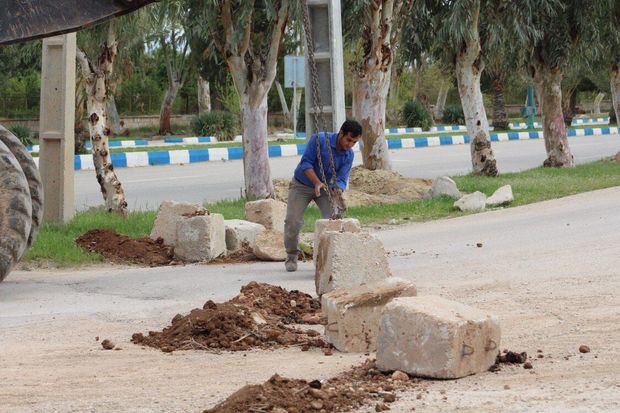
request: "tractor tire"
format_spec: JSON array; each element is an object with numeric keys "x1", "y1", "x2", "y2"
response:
[
  {"x1": 0, "y1": 126, "x2": 44, "y2": 250},
  {"x1": 0, "y1": 139, "x2": 32, "y2": 282}
]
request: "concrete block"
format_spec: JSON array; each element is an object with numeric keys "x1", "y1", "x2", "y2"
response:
[
  {"x1": 253, "y1": 230, "x2": 286, "y2": 261},
  {"x1": 174, "y1": 213, "x2": 226, "y2": 262},
  {"x1": 322, "y1": 277, "x2": 417, "y2": 352},
  {"x1": 313, "y1": 218, "x2": 361, "y2": 262},
  {"x1": 224, "y1": 219, "x2": 266, "y2": 252},
  {"x1": 377, "y1": 296, "x2": 501, "y2": 379},
  {"x1": 315, "y1": 231, "x2": 391, "y2": 296},
  {"x1": 486, "y1": 185, "x2": 514, "y2": 207},
  {"x1": 150, "y1": 200, "x2": 207, "y2": 246},
  {"x1": 244, "y1": 199, "x2": 287, "y2": 232},
  {"x1": 427, "y1": 176, "x2": 461, "y2": 199},
  {"x1": 454, "y1": 191, "x2": 487, "y2": 212}
]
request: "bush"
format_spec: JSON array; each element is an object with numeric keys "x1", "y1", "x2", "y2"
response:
[
  {"x1": 442, "y1": 104, "x2": 465, "y2": 125},
  {"x1": 191, "y1": 111, "x2": 239, "y2": 141},
  {"x1": 402, "y1": 100, "x2": 432, "y2": 130},
  {"x1": 9, "y1": 124, "x2": 33, "y2": 146}
]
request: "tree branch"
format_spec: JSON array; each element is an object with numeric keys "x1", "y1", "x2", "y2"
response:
[
  {"x1": 264, "y1": 0, "x2": 290, "y2": 84},
  {"x1": 239, "y1": 0, "x2": 255, "y2": 57}
]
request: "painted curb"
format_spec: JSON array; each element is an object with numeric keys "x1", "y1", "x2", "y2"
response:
[{"x1": 509, "y1": 117, "x2": 610, "y2": 130}]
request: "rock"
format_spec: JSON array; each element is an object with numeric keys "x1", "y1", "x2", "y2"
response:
[
  {"x1": 454, "y1": 191, "x2": 487, "y2": 212},
  {"x1": 150, "y1": 200, "x2": 207, "y2": 246},
  {"x1": 427, "y1": 176, "x2": 461, "y2": 199},
  {"x1": 244, "y1": 199, "x2": 287, "y2": 232},
  {"x1": 391, "y1": 370, "x2": 409, "y2": 381},
  {"x1": 224, "y1": 219, "x2": 266, "y2": 252},
  {"x1": 253, "y1": 230, "x2": 286, "y2": 261},
  {"x1": 486, "y1": 185, "x2": 514, "y2": 207},
  {"x1": 523, "y1": 362, "x2": 533, "y2": 369},
  {"x1": 313, "y1": 218, "x2": 361, "y2": 262},
  {"x1": 579, "y1": 345, "x2": 591, "y2": 353},
  {"x1": 101, "y1": 339, "x2": 115, "y2": 350},
  {"x1": 383, "y1": 393, "x2": 396, "y2": 403},
  {"x1": 174, "y1": 213, "x2": 226, "y2": 262},
  {"x1": 321, "y1": 278, "x2": 417, "y2": 352},
  {"x1": 376, "y1": 296, "x2": 501, "y2": 379}
]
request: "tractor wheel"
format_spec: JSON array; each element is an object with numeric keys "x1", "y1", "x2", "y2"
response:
[
  {"x1": 0, "y1": 139, "x2": 32, "y2": 282},
  {"x1": 0, "y1": 126, "x2": 44, "y2": 250}
]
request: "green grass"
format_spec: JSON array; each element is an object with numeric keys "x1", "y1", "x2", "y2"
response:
[{"x1": 23, "y1": 159, "x2": 620, "y2": 267}]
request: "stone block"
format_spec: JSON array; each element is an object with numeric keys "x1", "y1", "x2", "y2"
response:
[
  {"x1": 224, "y1": 219, "x2": 266, "y2": 252},
  {"x1": 253, "y1": 230, "x2": 286, "y2": 261},
  {"x1": 150, "y1": 200, "x2": 207, "y2": 246},
  {"x1": 322, "y1": 277, "x2": 417, "y2": 352},
  {"x1": 315, "y1": 231, "x2": 391, "y2": 296},
  {"x1": 244, "y1": 199, "x2": 287, "y2": 232},
  {"x1": 376, "y1": 296, "x2": 501, "y2": 379},
  {"x1": 313, "y1": 218, "x2": 361, "y2": 262},
  {"x1": 454, "y1": 191, "x2": 487, "y2": 212},
  {"x1": 174, "y1": 213, "x2": 226, "y2": 262},
  {"x1": 486, "y1": 185, "x2": 514, "y2": 207},
  {"x1": 427, "y1": 176, "x2": 461, "y2": 199}
]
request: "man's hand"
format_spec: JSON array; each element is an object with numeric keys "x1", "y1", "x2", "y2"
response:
[{"x1": 314, "y1": 182, "x2": 326, "y2": 197}]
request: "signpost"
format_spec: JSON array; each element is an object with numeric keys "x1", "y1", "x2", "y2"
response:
[{"x1": 284, "y1": 55, "x2": 305, "y2": 138}]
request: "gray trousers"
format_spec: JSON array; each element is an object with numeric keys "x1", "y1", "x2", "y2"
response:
[{"x1": 284, "y1": 178, "x2": 332, "y2": 256}]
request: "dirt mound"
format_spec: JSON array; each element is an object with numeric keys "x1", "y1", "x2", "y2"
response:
[
  {"x1": 207, "y1": 243, "x2": 259, "y2": 265},
  {"x1": 489, "y1": 349, "x2": 530, "y2": 372},
  {"x1": 204, "y1": 359, "x2": 420, "y2": 413},
  {"x1": 229, "y1": 282, "x2": 322, "y2": 324},
  {"x1": 75, "y1": 229, "x2": 174, "y2": 266},
  {"x1": 274, "y1": 167, "x2": 432, "y2": 207},
  {"x1": 131, "y1": 299, "x2": 325, "y2": 353},
  {"x1": 610, "y1": 152, "x2": 620, "y2": 162}
]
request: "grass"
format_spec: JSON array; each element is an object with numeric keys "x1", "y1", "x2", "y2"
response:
[{"x1": 23, "y1": 158, "x2": 620, "y2": 267}]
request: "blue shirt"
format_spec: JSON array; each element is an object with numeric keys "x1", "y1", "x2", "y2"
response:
[{"x1": 294, "y1": 132, "x2": 354, "y2": 190}]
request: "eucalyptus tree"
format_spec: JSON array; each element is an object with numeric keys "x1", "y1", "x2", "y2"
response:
[
  {"x1": 194, "y1": 1, "x2": 296, "y2": 200},
  {"x1": 147, "y1": 0, "x2": 191, "y2": 135},
  {"x1": 342, "y1": 0, "x2": 413, "y2": 170},
  {"x1": 600, "y1": 0, "x2": 620, "y2": 124}
]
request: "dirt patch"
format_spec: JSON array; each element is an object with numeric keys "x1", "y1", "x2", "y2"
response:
[
  {"x1": 131, "y1": 300, "x2": 325, "y2": 353},
  {"x1": 75, "y1": 229, "x2": 174, "y2": 266},
  {"x1": 207, "y1": 244, "x2": 260, "y2": 265},
  {"x1": 489, "y1": 349, "x2": 530, "y2": 372},
  {"x1": 204, "y1": 359, "x2": 420, "y2": 413},
  {"x1": 274, "y1": 166, "x2": 432, "y2": 208},
  {"x1": 610, "y1": 152, "x2": 620, "y2": 162}
]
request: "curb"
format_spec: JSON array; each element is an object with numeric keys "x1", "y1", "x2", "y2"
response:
[
  {"x1": 509, "y1": 117, "x2": 610, "y2": 130},
  {"x1": 32, "y1": 126, "x2": 619, "y2": 171}
]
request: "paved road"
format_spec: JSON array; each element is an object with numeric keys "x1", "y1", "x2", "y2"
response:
[{"x1": 75, "y1": 133, "x2": 620, "y2": 211}]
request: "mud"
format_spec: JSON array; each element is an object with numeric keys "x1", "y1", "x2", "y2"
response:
[
  {"x1": 204, "y1": 359, "x2": 420, "y2": 413},
  {"x1": 75, "y1": 229, "x2": 174, "y2": 266}
]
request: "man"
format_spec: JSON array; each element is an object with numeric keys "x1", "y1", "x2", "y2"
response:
[{"x1": 284, "y1": 119, "x2": 362, "y2": 272}]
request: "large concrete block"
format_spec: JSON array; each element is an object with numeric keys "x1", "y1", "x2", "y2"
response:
[
  {"x1": 377, "y1": 296, "x2": 501, "y2": 379},
  {"x1": 150, "y1": 200, "x2": 206, "y2": 246},
  {"x1": 244, "y1": 199, "x2": 287, "y2": 232},
  {"x1": 322, "y1": 278, "x2": 417, "y2": 353},
  {"x1": 253, "y1": 230, "x2": 286, "y2": 261},
  {"x1": 174, "y1": 213, "x2": 226, "y2": 262},
  {"x1": 315, "y1": 231, "x2": 391, "y2": 296},
  {"x1": 313, "y1": 218, "x2": 361, "y2": 262},
  {"x1": 224, "y1": 219, "x2": 266, "y2": 252}
]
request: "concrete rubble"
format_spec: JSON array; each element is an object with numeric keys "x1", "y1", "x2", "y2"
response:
[
  {"x1": 224, "y1": 219, "x2": 266, "y2": 252},
  {"x1": 454, "y1": 191, "x2": 487, "y2": 212},
  {"x1": 174, "y1": 213, "x2": 226, "y2": 262},
  {"x1": 245, "y1": 199, "x2": 287, "y2": 233},
  {"x1": 486, "y1": 185, "x2": 514, "y2": 207},
  {"x1": 253, "y1": 230, "x2": 287, "y2": 261},
  {"x1": 150, "y1": 200, "x2": 207, "y2": 246},
  {"x1": 427, "y1": 176, "x2": 461, "y2": 199},
  {"x1": 313, "y1": 218, "x2": 361, "y2": 262}
]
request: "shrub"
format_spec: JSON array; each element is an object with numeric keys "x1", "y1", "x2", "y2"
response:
[
  {"x1": 402, "y1": 100, "x2": 432, "y2": 129},
  {"x1": 9, "y1": 124, "x2": 33, "y2": 146},
  {"x1": 191, "y1": 111, "x2": 239, "y2": 142},
  {"x1": 442, "y1": 104, "x2": 465, "y2": 125}
]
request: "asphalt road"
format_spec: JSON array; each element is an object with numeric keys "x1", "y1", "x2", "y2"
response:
[{"x1": 74, "y1": 133, "x2": 620, "y2": 211}]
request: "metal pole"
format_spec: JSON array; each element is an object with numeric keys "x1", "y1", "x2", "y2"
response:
[{"x1": 293, "y1": 83, "x2": 297, "y2": 138}]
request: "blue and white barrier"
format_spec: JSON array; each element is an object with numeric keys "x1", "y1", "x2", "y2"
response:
[
  {"x1": 385, "y1": 127, "x2": 423, "y2": 135},
  {"x1": 27, "y1": 138, "x2": 150, "y2": 153},
  {"x1": 509, "y1": 117, "x2": 610, "y2": 129},
  {"x1": 508, "y1": 122, "x2": 543, "y2": 130},
  {"x1": 429, "y1": 125, "x2": 467, "y2": 132},
  {"x1": 163, "y1": 136, "x2": 217, "y2": 144}
]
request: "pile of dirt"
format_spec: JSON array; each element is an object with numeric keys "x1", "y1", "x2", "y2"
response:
[
  {"x1": 610, "y1": 152, "x2": 620, "y2": 163},
  {"x1": 229, "y1": 282, "x2": 322, "y2": 324},
  {"x1": 131, "y1": 300, "x2": 325, "y2": 353},
  {"x1": 489, "y1": 349, "x2": 531, "y2": 372},
  {"x1": 207, "y1": 244, "x2": 260, "y2": 265},
  {"x1": 204, "y1": 359, "x2": 420, "y2": 413},
  {"x1": 75, "y1": 229, "x2": 174, "y2": 266},
  {"x1": 273, "y1": 166, "x2": 432, "y2": 207}
]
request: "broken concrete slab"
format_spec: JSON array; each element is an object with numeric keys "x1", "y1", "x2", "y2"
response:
[
  {"x1": 322, "y1": 277, "x2": 417, "y2": 353},
  {"x1": 454, "y1": 191, "x2": 487, "y2": 212},
  {"x1": 376, "y1": 296, "x2": 501, "y2": 379},
  {"x1": 313, "y1": 218, "x2": 361, "y2": 262},
  {"x1": 315, "y1": 231, "x2": 392, "y2": 296},
  {"x1": 174, "y1": 213, "x2": 226, "y2": 262},
  {"x1": 150, "y1": 200, "x2": 207, "y2": 246},
  {"x1": 427, "y1": 176, "x2": 461, "y2": 199},
  {"x1": 486, "y1": 185, "x2": 514, "y2": 207},
  {"x1": 244, "y1": 199, "x2": 287, "y2": 233},
  {"x1": 224, "y1": 219, "x2": 266, "y2": 252},
  {"x1": 253, "y1": 230, "x2": 286, "y2": 261}
]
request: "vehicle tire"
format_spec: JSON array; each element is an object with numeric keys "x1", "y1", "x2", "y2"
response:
[{"x1": 0, "y1": 139, "x2": 32, "y2": 282}]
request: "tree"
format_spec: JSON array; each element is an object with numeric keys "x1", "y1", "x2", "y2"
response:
[
  {"x1": 600, "y1": 0, "x2": 620, "y2": 124},
  {"x1": 343, "y1": 0, "x2": 412, "y2": 170},
  {"x1": 195, "y1": 1, "x2": 295, "y2": 199}
]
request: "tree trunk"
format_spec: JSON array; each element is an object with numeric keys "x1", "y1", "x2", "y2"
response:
[
  {"x1": 456, "y1": 53, "x2": 498, "y2": 176},
  {"x1": 532, "y1": 64, "x2": 544, "y2": 116},
  {"x1": 491, "y1": 77, "x2": 508, "y2": 130},
  {"x1": 434, "y1": 82, "x2": 448, "y2": 119},
  {"x1": 611, "y1": 64, "x2": 620, "y2": 126},
  {"x1": 106, "y1": 94, "x2": 124, "y2": 135},
  {"x1": 354, "y1": 69, "x2": 392, "y2": 170},
  {"x1": 541, "y1": 66, "x2": 574, "y2": 167},
  {"x1": 275, "y1": 81, "x2": 290, "y2": 121},
  {"x1": 197, "y1": 76, "x2": 211, "y2": 114},
  {"x1": 241, "y1": 93, "x2": 274, "y2": 199},
  {"x1": 159, "y1": 80, "x2": 181, "y2": 135}
]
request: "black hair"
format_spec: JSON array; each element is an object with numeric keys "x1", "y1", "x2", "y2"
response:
[{"x1": 340, "y1": 119, "x2": 362, "y2": 138}]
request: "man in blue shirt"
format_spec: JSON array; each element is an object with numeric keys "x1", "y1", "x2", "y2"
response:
[{"x1": 284, "y1": 120, "x2": 362, "y2": 272}]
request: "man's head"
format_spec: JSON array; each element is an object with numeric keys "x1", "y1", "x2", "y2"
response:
[{"x1": 337, "y1": 119, "x2": 362, "y2": 151}]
